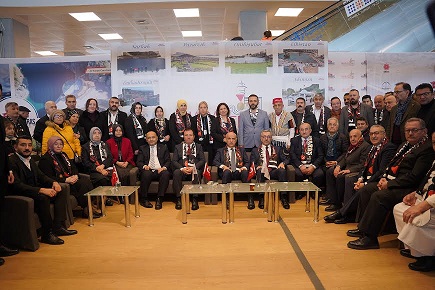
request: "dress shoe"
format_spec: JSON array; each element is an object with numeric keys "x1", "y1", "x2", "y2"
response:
[
  {"x1": 334, "y1": 216, "x2": 352, "y2": 224},
  {"x1": 281, "y1": 198, "x2": 290, "y2": 209},
  {"x1": 191, "y1": 198, "x2": 199, "y2": 211},
  {"x1": 83, "y1": 208, "x2": 102, "y2": 219},
  {"x1": 155, "y1": 197, "x2": 162, "y2": 210},
  {"x1": 0, "y1": 244, "x2": 19, "y2": 257},
  {"x1": 347, "y1": 228, "x2": 364, "y2": 238},
  {"x1": 258, "y1": 196, "x2": 265, "y2": 209},
  {"x1": 0, "y1": 257, "x2": 4, "y2": 266},
  {"x1": 408, "y1": 256, "x2": 435, "y2": 272},
  {"x1": 175, "y1": 197, "x2": 182, "y2": 210},
  {"x1": 323, "y1": 211, "x2": 342, "y2": 223},
  {"x1": 347, "y1": 236, "x2": 379, "y2": 250},
  {"x1": 400, "y1": 249, "x2": 415, "y2": 259},
  {"x1": 105, "y1": 198, "x2": 114, "y2": 206},
  {"x1": 325, "y1": 204, "x2": 341, "y2": 212},
  {"x1": 140, "y1": 200, "x2": 153, "y2": 208},
  {"x1": 319, "y1": 198, "x2": 331, "y2": 205},
  {"x1": 53, "y1": 227, "x2": 78, "y2": 236},
  {"x1": 247, "y1": 195, "x2": 255, "y2": 210},
  {"x1": 41, "y1": 233, "x2": 64, "y2": 245}
]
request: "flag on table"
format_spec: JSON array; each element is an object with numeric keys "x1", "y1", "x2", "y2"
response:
[
  {"x1": 247, "y1": 162, "x2": 256, "y2": 181},
  {"x1": 111, "y1": 166, "x2": 119, "y2": 186},
  {"x1": 203, "y1": 162, "x2": 211, "y2": 182},
  {"x1": 261, "y1": 160, "x2": 270, "y2": 180}
]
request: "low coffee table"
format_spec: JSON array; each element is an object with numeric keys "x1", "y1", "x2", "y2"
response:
[{"x1": 84, "y1": 186, "x2": 140, "y2": 227}]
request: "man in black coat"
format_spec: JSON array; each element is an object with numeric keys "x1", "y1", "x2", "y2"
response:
[
  {"x1": 101, "y1": 97, "x2": 127, "y2": 141},
  {"x1": 191, "y1": 101, "x2": 216, "y2": 164},
  {"x1": 4, "y1": 102, "x2": 31, "y2": 138},
  {"x1": 290, "y1": 122, "x2": 324, "y2": 191},
  {"x1": 324, "y1": 125, "x2": 396, "y2": 223},
  {"x1": 137, "y1": 131, "x2": 171, "y2": 210},
  {"x1": 172, "y1": 128, "x2": 205, "y2": 210},
  {"x1": 347, "y1": 118, "x2": 435, "y2": 250},
  {"x1": 415, "y1": 83, "x2": 435, "y2": 136},
  {"x1": 305, "y1": 93, "x2": 331, "y2": 136},
  {"x1": 33, "y1": 101, "x2": 57, "y2": 143},
  {"x1": 291, "y1": 97, "x2": 318, "y2": 137},
  {"x1": 9, "y1": 136, "x2": 77, "y2": 245}
]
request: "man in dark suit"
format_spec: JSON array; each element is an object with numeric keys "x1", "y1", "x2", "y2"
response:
[
  {"x1": 9, "y1": 136, "x2": 77, "y2": 245},
  {"x1": 415, "y1": 83, "x2": 435, "y2": 136},
  {"x1": 373, "y1": 95, "x2": 388, "y2": 128},
  {"x1": 0, "y1": 115, "x2": 19, "y2": 266},
  {"x1": 62, "y1": 94, "x2": 83, "y2": 117},
  {"x1": 191, "y1": 101, "x2": 215, "y2": 164},
  {"x1": 137, "y1": 131, "x2": 171, "y2": 210},
  {"x1": 101, "y1": 97, "x2": 127, "y2": 141},
  {"x1": 291, "y1": 97, "x2": 318, "y2": 137},
  {"x1": 33, "y1": 101, "x2": 57, "y2": 143},
  {"x1": 347, "y1": 118, "x2": 435, "y2": 250},
  {"x1": 324, "y1": 125, "x2": 396, "y2": 223},
  {"x1": 250, "y1": 129, "x2": 290, "y2": 209},
  {"x1": 290, "y1": 122, "x2": 325, "y2": 195},
  {"x1": 339, "y1": 89, "x2": 374, "y2": 135},
  {"x1": 4, "y1": 102, "x2": 31, "y2": 138},
  {"x1": 305, "y1": 93, "x2": 331, "y2": 136},
  {"x1": 172, "y1": 128, "x2": 206, "y2": 210},
  {"x1": 386, "y1": 82, "x2": 421, "y2": 146}
]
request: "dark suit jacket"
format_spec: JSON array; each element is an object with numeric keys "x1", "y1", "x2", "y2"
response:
[
  {"x1": 79, "y1": 110, "x2": 104, "y2": 140},
  {"x1": 290, "y1": 136, "x2": 324, "y2": 168},
  {"x1": 250, "y1": 145, "x2": 289, "y2": 167},
  {"x1": 0, "y1": 115, "x2": 9, "y2": 199},
  {"x1": 9, "y1": 154, "x2": 55, "y2": 198},
  {"x1": 38, "y1": 151, "x2": 80, "y2": 183},
  {"x1": 213, "y1": 146, "x2": 249, "y2": 170},
  {"x1": 386, "y1": 99, "x2": 420, "y2": 143},
  {"x1": 191, "y1": 114, "x2": 216, "y2": 146},
  {"x1": 124, "y1": 114, "x2": 148, "y2": 152},
  {"x1": 136, "y1": 143, "x2": 171, "y2": 172},
  {"x1": 33, "y1": 115, "x2": 49, "y2": 143},
  {"x1": 172, "y1": 142, "x2": 205, "y2": 172},
  {"x1": 210, "y1": 116, "x2": 237, "y2": 149},
  {"x1": 305, "y1": 105, "x2": 331, "y2": 134},
  {"x1": 337, "y1": 141, "x2": 371, "y2": 173},
  {"x1": 291, "y1": 110, "x2": 319, "y2": 137},
  {"x1": 101, "y1": 110, "x2": 128, "y2": 141},
  {"x1": 339, "y1": 103, "x2": 374, "y2": 135},
  {"x1": 361, "y1": 142, "x2": 397, "y2": 183},
  {"x1": 417, "y1": 99, "x2": 435, "y2": 136},
  {"x1": 319, "y1": 132, "x2": 349, "y2": 163}
]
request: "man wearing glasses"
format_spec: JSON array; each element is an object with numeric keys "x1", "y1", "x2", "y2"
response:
[
  {"x1": 347, "y1": 118, "x2": 435, "y2": 250},
  {"x1": 386, "y1": 82, "x2": 421, "y2": 146},
  {"x1": 415, "y1": 83, "x2": 435, "y2": 136}
]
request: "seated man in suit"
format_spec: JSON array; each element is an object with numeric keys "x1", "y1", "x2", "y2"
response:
[
  {"x1": 324, "y1": 129, "x2": 371, "y2": 212},
  {"x1": 251, "y1": 129, "x2": 290, "y2": 209},
  {"x1": 137, "y1": 131, "x2": 171, "y2": 210},
  {"x1": 290, "y1": 123, "x2": 324, "y2": 199},
  {"x1": 324, "y1": 125, "x2": 396, "y2": 223},
  {"x1": 9, "y1": 136, "x2": 77, "y2": 245},
  {"x1": 172, "y1": 128, "x2": 206, "y2": 210},
  {"x1": 347, "y1": 118, "x2": 435, "y2": 250}
]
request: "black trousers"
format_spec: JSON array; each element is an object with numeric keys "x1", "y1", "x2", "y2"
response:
[
  {"x1": 220, "y1": 169, "x2": 249, "y2": 184},
  {"x1": 339, "y1": 182, "x2": 376, "y2": 220},
  {"x1": 172, "y1": 169, "x2": 201, "y2": 197},
  {"x1": 139, "y1": 169, "x2": 171, "y2": 199},
  {"x1": 294, "y1": 167, "x2": 324, "y2": 188},
  {"x1": 69, "y1": 177, "x2": 94, "y2": 208},
  {"x1": 33, "y1": 187, "x2": 67, "y2": 236},
  {"x1": 325, "y1": 167, "x2": 358, "y2": 205}
]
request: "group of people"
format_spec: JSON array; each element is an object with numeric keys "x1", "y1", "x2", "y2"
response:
[{"x1": 0, "y1": 81, "x2": 434, "y2": 271}]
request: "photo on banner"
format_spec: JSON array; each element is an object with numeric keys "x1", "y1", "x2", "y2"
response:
[
  {"x1": 225, "y1": 41, "x2": 273, "y2": 74},
  {"x1": 170, "y1": 42, "x2": 219, "y2": 73}
]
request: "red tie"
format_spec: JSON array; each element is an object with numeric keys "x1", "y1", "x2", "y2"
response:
[
  {"x1": 303, "y1": 139, "x2": 307, "y2": 153},
  {"x1": 187, "y1": 144, "x2": 191, "y2": 155}
]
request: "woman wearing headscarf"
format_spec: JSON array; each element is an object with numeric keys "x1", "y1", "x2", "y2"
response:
[
  {"x1": 81, "y1": 127, "x2": 113, "y2": 188},
  {"x1": 38, "y1": 136, "x2": 100, "y2": 218},
  {"x1": 106, "y1": 124, "x2": 135, "y2": 185},
  {"x1": 42, "y1": 109, "x2": 81, "y2": 161},
  {"x1": 147, "y1": 106, "x2": 171, "y2": 151},
  {"x1": 124, "y1": 102, "x2": 147, "y2": 156},
  {"x1": 66, "y1": 109, "x2": 88, "y2": 145},
  {"x1": 211, "y1": 102, "x2": 237, "y2": 151},
  {"x1": 169, "y1": 99, "x2": 192, "y2": 147}
]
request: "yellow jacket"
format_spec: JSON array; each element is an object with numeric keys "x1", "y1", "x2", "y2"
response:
[{"x1": 42, "y1": 121, "x2": 81, "y2": 159}]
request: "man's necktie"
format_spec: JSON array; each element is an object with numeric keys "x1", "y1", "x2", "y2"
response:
[
  {"x1": 231, "y1": 148, "x2": 236, "y2": 172},
  {"x1": 149, "y1": 146, "x2": 156, "y2": 169},
  {"x1": 303, "y1": 138, "x2": 308, "y2": 153}
]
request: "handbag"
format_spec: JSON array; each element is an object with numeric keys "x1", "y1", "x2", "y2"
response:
[{"x1": 54, "y1": 128, "x2": 82, "y2": 163}]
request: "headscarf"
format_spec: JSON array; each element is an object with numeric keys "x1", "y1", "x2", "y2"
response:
[
  {"x1": 89, "y1": 127, "x2": 102, "y2": 145},
  {"x1": 177, "y1": 99, "x2": 187, "y2": 109},
  {"x1": 112, "y1": 124, "x2": 124, "y2": 145},
  {"x1": 47, "y1": 136, "x2": 63, "y2": 152},
  {"x1": 66, "y1": 109, "x2": 79, "y2": 120}
]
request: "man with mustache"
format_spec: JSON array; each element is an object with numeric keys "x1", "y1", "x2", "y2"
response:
[
  {"x1": 339, "y1": 89, "x2": 374, "y2": 135},
  {"x1": 9, "y1": 136, "x2": 77, "y2": 245},
  {"x1": 291, "y1": 97, "x2": 318, "y2": 137},
  {"x1": 305, "y1": 93, "x2": 331, "y2": 136},
  {"x1": 101, "y1": 97, "x2": 127, "y2": 141}
]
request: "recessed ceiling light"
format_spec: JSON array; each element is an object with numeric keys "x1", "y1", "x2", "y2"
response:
[
  {"x1": 136, "y1": 20, "x2": 149, "y2": 25},
  {"x1": 275, "y1": 8, "x2": 304, "y2": 17},
  {"x1": 99, "y1": 33, "x2": 123, "y2": 40},
  {"x1": 174, "y1": 8, "x2": 200, "y2": 18},
  {"x1": 34, "y1": 51, "x2": 58, "y2": 56},
  {"x1": 181, "y1": 31, "x2": 202, "y2": 37},
  {"x1": 271, "y1": 30, "x2": 285, "y2": 36},
  {"x1": 83, "y1": 45, "x2": 94, "y2": 49},
  {"x1": 69, "y1": 12, "x2": 101, "y2": 21}
]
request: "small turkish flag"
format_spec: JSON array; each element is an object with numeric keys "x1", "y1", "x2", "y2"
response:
[
  {"x1": 247, "y1": 162, "x2": 256, "y2": 181},
  {"x1": 111, "y1": 166, "x2": 119, "y2": 186},
  {"x1": 203, "y1": 162, "x2": 211, "y2": 182}
]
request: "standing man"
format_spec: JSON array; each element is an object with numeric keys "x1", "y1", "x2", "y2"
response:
[
  {"x1": 172, "y1": 128, "x2": 205, "y2": 210},
  {"x1": 339, "y1": 89, "x2": 374, "y2": 135},
  {"x1": 191, "y1": 101, "x2": 215, "y2": 164},
  {"x1": 362, "y1": 95, "x2": 373, "y2": 108},
  {"x1": 330, "y1": 97, "x2": 342, "y2": 120},
  {"x1": 343, "y1": 93, "x2": 350, "y2": 107},
  {"x1": 387, "y1": 82, "x2": 421, "y2": 146},
  {"x1": 18, "y1": 106, "x2": 31, "y2": 123},
  {"x1": 415, "y1": 83, "x2": 435, "y2": 136},
  {"x1": 291, "y1": 97, "x2": 317, "y2": 137},
  {"x1": 101, "y1": 97, "x2": 127, "y2": 141},
  {"x1": 33, "y1": 101, "x2": 57, "y2": 144},
  {"x1": 373, "y1": 95, "x2": 388, "y2": 128},
  {"x1": 136, "y1": 131, "x2": 171, "y2": 210},
  {"x1": 238, "y1": 94, "x2": 270, "y2": 152},
  {"x1": 268, "y1": 97, "x2": 295, "y2": 148},
  {"x1": 4, "y1": 102, "x2": 31, "y2": 138},
  {"x1": 62, "y1": 95, "x2": 83, "y2": 117},
  {"x1": 306, "y1": 93, "x2": 331, "y2": 136}
]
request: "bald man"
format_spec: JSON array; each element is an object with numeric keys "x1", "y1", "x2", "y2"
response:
[{"x1": 33, "y1": 101, "x2": 57, "y2": 143}]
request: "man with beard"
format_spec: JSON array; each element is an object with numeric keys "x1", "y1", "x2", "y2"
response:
[
  {"x1": 330, "y1": 97, "x2": 342, "y2": 120},
  {"x1": 347, "y1": 118, "x2": 435, "y2": 250},
  {"x1": 305, "y1": 93, "x2": 331, "y2": 136},
  {"x1": 101, "y1": 97, "x2": 127, "y2": 141},
  {"x1": 373, "y1": 95, "x2": 388, "y2": 128},
  {"x1": 339, "y1": 89, "x2": 374, "y2": 135},
  {"x1": 238, "y1": 94, "x2": 269, "y2": 152},
  {"x1": 4, "y1": 102, "x2": 31, "y2": 138},
  {"x1": 268, "y1": 97, "x2": 295, "y2": 148},
  {"x1": 291, "y1": 97, "x2": 318, "y2": 137},
  {"x1": 33, "y1": 101, "x2": 57, "y2": 144},
  {"x1": 343, "y1": 93, "x2": 350, "y2": 107},
  {"x1": 9, "y1": 136, "x2": 77, "y2": 245},
  {"x1": 415, "y1": 83, "x2": 435, "y2": 136},
  {"x1": 324, "y1": 125, "x2": 396, "y2": 223}
]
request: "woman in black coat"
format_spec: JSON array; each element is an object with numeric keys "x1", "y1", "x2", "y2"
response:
[
  {"x1": 79, "y1": 98, "x2": 104, "y2": 140},
  {"x1": 211, "y1": 102, "x2": 237, "y2": 151},
  {"x1": 147, "y1": 106, "x2": 172, "y2": 151},
  {"x1": 124, "y1": 102, "x2": 147, "y2": 156}
]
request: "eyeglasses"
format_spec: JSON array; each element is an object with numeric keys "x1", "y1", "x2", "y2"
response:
[
  {"x1": 415, "y1": 91, "x2": 432, "y2": 97},
  {"x1": 394, "y1": 90, "x2": 404, "y2": 94},
  {"x1": 404, "y1": 128, "x2": 424, "y2": 134},
  {"x1": 53, "y1": 114, "x2": 64, "y2": 118},
  {"x1": 369, "y1": 131, "x2": 384, "y2": 136}
]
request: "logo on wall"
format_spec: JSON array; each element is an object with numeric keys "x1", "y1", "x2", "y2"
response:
[
  {"x1": 381, "y1": 82, "x2": 391, "y2": 90},
  {"x1": 383, "y1": 63, "x2": 390, "y2": 73},
  {"x1": 341, "y1": 58, "x2": 355, "y2": 66},
  {"x1": 235, "y1": 81, "x2": 248, "y2": 113}
]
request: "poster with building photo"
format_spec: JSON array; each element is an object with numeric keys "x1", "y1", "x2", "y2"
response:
[
  {"x1": 225, "y1": 41, "x2": 273, "y2": 74},
  {"x1": 281, "y1": 75, "x2": 327, "y2": 111},
  {"x1": 170, "y1": 42, "x2": 219, "y2": 73}
]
